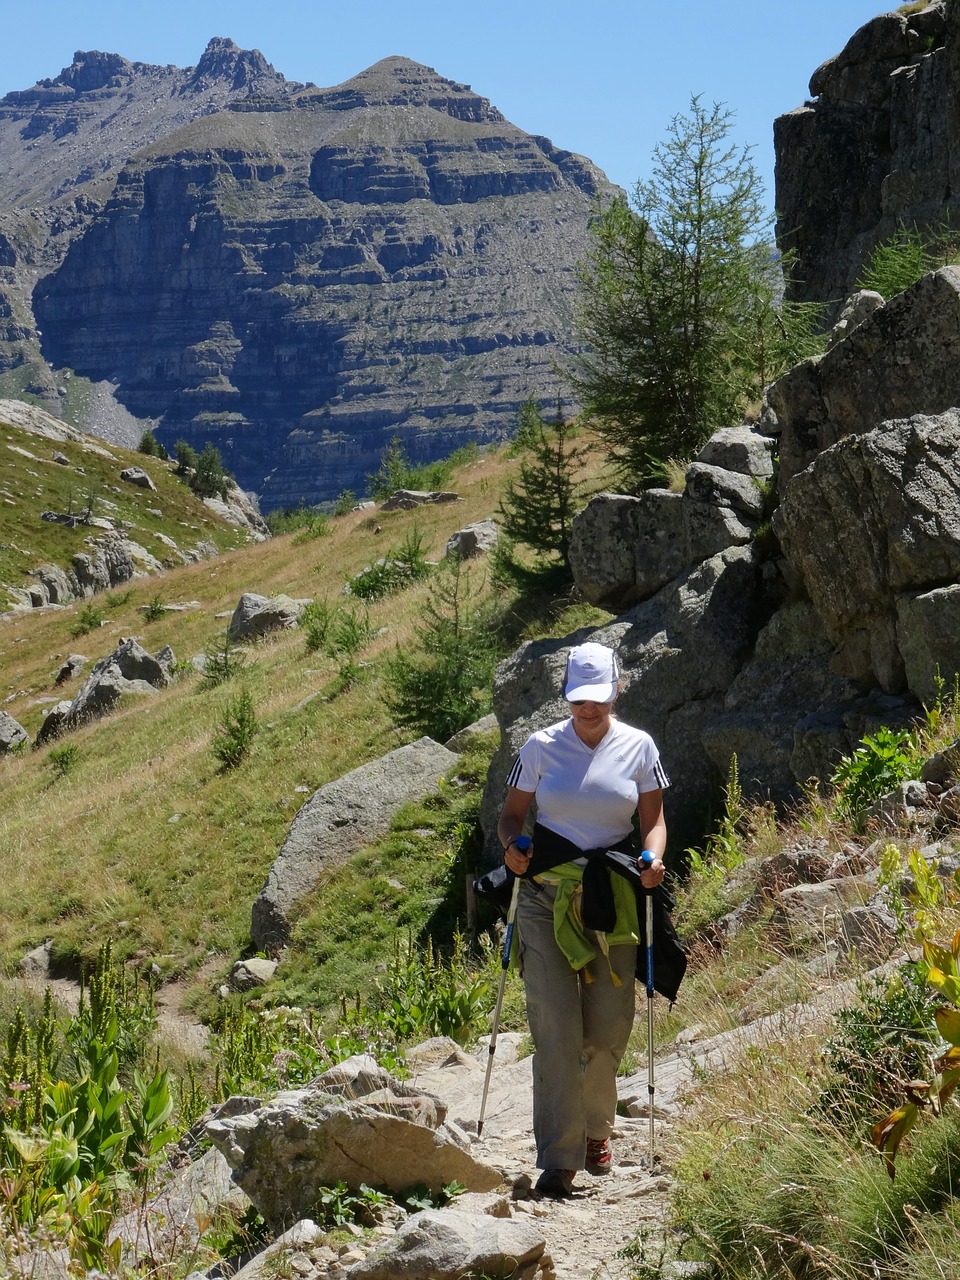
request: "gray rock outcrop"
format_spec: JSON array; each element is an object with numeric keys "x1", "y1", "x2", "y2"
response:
[
  {"x1": 119, "y1": 466, "x2": 156, "y2": 491},
  {"x1": 765, "y1": 268, "x2": 960, "y2": 484},
  {"x1": 445, "y1": 519, "x2": 499, "y2": 559},
  {"x1": 34, "y1": 637, "x2": 173, "y2": 744},
  {"x1": 206, "y1": 1086, "x2": 501, "y2": 1230},
  {"x1": 774, "y1": 407, "x2": 960, "y2": 691},
  {"x1": 775, "y1": 1, "x2": 953, "y2": 312},
  {"x1": 227, "y1": 592, "x2": 311, "y2": 641},
  {"x1": 569, "y1": 423, "x2": 773, "y2": 612},
  {"x1": 252, "y1": 737, "x2": 460, "y2": 949},
  {"x1": 348, "y1": 1208, "x2": 546, "y2": 1280},
  {"x1": 54, "y1": 654, "x2": 88, "y2": 685},
  {"x1": 0, "y1": 711, "x2": 29, "y2": 753}
]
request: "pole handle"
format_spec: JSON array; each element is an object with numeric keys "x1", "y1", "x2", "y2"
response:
[
  {"x1": 641, "y1": 850, "x2": 655, "y2": 996},
  {"x1": 500, "y1": 835, "x2": 530, "y2": 967}
]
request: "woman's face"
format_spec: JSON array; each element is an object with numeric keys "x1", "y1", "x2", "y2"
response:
[{"x1": 568, "y1": 698, "x2": 615, "y2": 737}]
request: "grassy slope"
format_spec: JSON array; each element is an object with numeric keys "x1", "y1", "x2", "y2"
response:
[
  {"x1": 0, "y1": 440, "x2": 611, "y2": 998},
  {"x1": 0, "y1": 416, "x2": 248, "y2": 597}
]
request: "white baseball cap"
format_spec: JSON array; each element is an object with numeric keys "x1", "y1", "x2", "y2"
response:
[{"x1": 563, "y1": 643, "x2": 620, "y2": 703}]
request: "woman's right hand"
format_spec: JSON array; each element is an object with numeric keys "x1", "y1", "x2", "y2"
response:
[{"x1": 504, "y1": 839, "x2": 533, "y2": 876}]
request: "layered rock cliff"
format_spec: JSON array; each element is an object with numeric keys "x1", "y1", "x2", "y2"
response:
[
  {"x1": 0, "y1": 40, "x2": 307, "y2": 422},
  {"x1": 0, "y1": 45, "x2": 613, "y2": 508},
  {"x1": 775, "y1": 0, "x2": 957, "y2": 311}
]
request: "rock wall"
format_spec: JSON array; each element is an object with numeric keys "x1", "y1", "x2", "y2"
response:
[{"x1": 775, "y1": 1, "x2": 959, "y2": 312}]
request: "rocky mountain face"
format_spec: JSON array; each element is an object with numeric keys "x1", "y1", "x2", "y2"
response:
[
  {"x1": 0, "y1": 40, "x2": 306, "y2": 429},
  {"x1": 0, "y1": 44, "x2": 612, "y2": 508},
  {"x1": 775, "y1": 0, "x2": 956, "y2": 312}
]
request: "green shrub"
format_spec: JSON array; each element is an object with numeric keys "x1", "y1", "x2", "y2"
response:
[
  {"x1": 70, "y1": 602, "x2": 104, "y2": 637},
  {"x1": 189, "y1": 442, "x2": 230, "y2": 501},
  {"x1": 367, "y1": 437, "x2": 478, "y2": 501},
  {"x1": 315, "y1": 1181, "x2": 392, "y2": 1229},
  {"x1": 385, "y1": 556, "x2": 498, "y2": 741},
  {"x1": 265, "y1": 503, "x2": 328, "y2": 536},
  {"x1": 211, "y1": 690, "x2": 258, "y2": 769},
  {"x1": 333, "y1": 489, "x2": 357, "y2": 515},
  {"x1": 47, "y1": 743, "x2": 80, "y2": 778},
  {"x1": 199, "y1": 634, "x2": 245, "y2": 689},
  {"x1": 345, "y1": 527, "x2": 431, "y2": 601},
  {"x1": 292, "y1": 513, "x2": 330, "y2": 544},
  {"x1": 373, "y1": 932, "x2": 490, "y2": 1044},
  {"x1": 857, "y1": 223, "x2": 937, "y2": 300},
  {"x1": 104, "y1": 589, "x2": 134, "y2": 610},
  {"x1": 137, "y1": 429, "x2": 168, "y2": 460},
  {"x1": 174, "y1": 440, "x2": 198, "y2": 475},
  {"x1": 301, "y1": 600, "x2": 373, "y2": 658},
  {"x1": 830, "y1": 725, "x2": 920, "y2": 827},
  {"x1": 142, "y1": 594, "x2": 166, "y2": 622},
  {"x1": 819, "y1": 965, "x2": 941, "y2": 1121}
]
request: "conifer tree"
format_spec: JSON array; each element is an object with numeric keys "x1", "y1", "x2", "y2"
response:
[
  {"x1": 498, "y1": 401, "x2": 591, "y2": 571},
  {"x1": 572, "y1": 96, "x2": 821, "y2": 488}
]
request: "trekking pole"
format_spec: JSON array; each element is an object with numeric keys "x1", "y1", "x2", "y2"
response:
[
  {"x1": 477, "y1": 835, "x2": 530, "y2": 1138},
  {"x1": 641, "y1": 850, "x2": 657, "y2": 1167}
]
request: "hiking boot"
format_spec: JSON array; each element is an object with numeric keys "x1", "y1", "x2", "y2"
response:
[
  {"x1": 586, "y1": 1137, "x2": 611, "y2": 1174},
  {"x1": 535, "y1": 1168, "x2": 575, "y2": 1198}
]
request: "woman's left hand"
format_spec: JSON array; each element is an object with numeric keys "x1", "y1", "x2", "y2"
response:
[{"x1": 638, "y1": 855, "x2": 665, "y2": 889}]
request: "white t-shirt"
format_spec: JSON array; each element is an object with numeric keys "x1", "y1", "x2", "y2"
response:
[{"x1": 505, "y1": 717, "x2": 669, "y2": 851}]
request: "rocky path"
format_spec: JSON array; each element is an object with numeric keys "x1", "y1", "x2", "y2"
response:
[
  {"x1": 409, "y1": 1037, "x2": 684, "y2": 1280},
  {"x1": 410, "y1": 967, "x2": 869, "y2": 1280}
]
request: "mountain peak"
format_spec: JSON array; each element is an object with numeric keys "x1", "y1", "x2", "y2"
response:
[
  {"x1": 189, "y1": 37, "x2": 289, "y2": 93},
  {"x1": 318, "y1": 55, "x2": 504, "y2": 123}
]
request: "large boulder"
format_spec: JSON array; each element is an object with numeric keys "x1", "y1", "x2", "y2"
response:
[
  {"x1": 695, "y1": 424, "x2": 776, "y2": 478},
  {"x1": 227, "y1": 592, "x2": 310, "y2": 641},
  {"x1": 347, "y1": 1207, "x2": 546, "y2": 1280},
  {"x1": 119, "y1": 466, "x2": 157, "y2": 491},
  {"x1": 766, "y1": 269, "x2": 960, "y2": 484},
  {"x1": 0, "y1": 711, "x2": 29, "y2": 753},
  {"x1": 252, "y1": 736, "x2": 460, "y2": 949},
  {"x1": 35, "y1": 638, "x2": 173, "y2": 742},
  {"x1": 445, "y1": 519, "x2": 498, "y2": 559},
  {"x1": 205, "y1": 1089, "x2": 501, "y2": 1230},
  {"x1": 774, "y1": 408, "x2": 960, "y2": 690},
  {"x1": 33, "y1": 701, "x2": 72, "y2": 745},
  {"x1": 569, "y1": 486, "x2": 755, "y2": 613},
  {"x1": 897, "y1": 584, "x2": 960, "y2": 705}
]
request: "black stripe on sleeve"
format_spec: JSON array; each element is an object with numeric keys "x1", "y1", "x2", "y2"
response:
[
  {"x1": 654, "y1": 759, "x2": 671, "y2": 789},
  {"x1": 506, "y1": 753, "x2": 524, "y2": 789}
]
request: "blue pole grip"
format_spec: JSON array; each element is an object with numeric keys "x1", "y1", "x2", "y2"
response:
[
  {"x1": 500, "y1": 836, "x2": 531, "y2": 967},
  {"x1": 641, "y1": 850, "x2": 655, "y2": 996}
]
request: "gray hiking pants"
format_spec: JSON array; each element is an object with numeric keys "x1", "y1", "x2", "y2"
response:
[{"x1": 517, "y1": 879, "x2": 637, "y2": 1171}]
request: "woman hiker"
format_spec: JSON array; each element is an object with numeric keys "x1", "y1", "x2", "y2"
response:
[{"x1": 497, "y1": 641, "x2": 669, "y2": 1198}]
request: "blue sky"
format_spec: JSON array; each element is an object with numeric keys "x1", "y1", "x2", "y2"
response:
[{"x1": 3, "y1": 0, "x2": 888, "y2": 210}]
